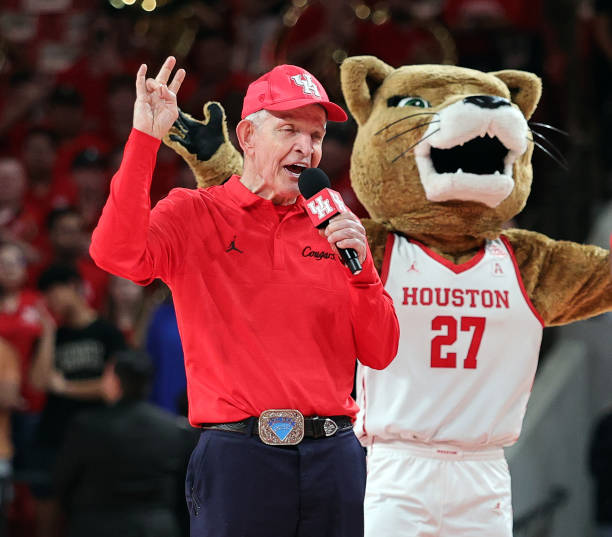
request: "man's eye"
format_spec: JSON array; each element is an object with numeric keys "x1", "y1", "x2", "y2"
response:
[{"x1": 387, "y1": 96, "x2": 432, "y2": 108}]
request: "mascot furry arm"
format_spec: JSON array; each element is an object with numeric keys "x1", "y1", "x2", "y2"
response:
[{"x1": 164, "y1": 57, "x2": 612, "y2": 327}]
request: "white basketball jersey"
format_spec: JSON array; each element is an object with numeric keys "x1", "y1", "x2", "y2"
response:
[{"x1": 355, "y1": 234, "x2": 544, "y2": 448}]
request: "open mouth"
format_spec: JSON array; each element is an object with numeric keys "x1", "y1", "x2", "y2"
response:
[
  {"x1": 414, "y1": 133, "x2": 517, "y2": 207},
  {"x1": 430, "y1": 135, "x2": 509, "y2": 175},
  {"x1": 284, "y1": 164, "x2": 307, "y2": 176},
  {"x1": 411, "y1": 99, "x2": 529, "y2": 207}
]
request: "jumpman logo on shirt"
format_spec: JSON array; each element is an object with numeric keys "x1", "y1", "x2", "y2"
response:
[{"x1": 225, "y1": 236, "x2": 243, "y2": 254}]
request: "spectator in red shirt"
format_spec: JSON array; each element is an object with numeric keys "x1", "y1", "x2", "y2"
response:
[
  {"x1": 0, "y1": 241, "x2": 48, "y2": 500},
  {"x1": 0, "y1": 70, "x2": 52, "y2": 157},
  {"x1": 0, "y1": 158, "x2": 44, "y2": 267},
  {"x1": 0, "y1": 242, "x2": 46, "y2": 414},
  {"x1": 44, "y1": 207, "x2": 109, "y2": 313},
  {"x1": 89, "y1": 57, "x2": 399, "y2": 537},
  {"x1": 69, "y1": 148, "x2": 109, "y2": 232},
  {"x1": 46, "y1": 86, "x2": 85, "y2": 148},
  {"x1": 21, "y1": 127, "x2": 77, "y2": 230},
  {"x1": 46, "y1": 87, "x2": 110, "y2": 185},
  {"x1": 54, "y1": 13, "x2": 139, "y2": 133}
]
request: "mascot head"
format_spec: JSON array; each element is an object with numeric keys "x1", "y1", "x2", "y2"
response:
[{"x1": 340, "y1": 56, "x2": 542, "y2": 250}]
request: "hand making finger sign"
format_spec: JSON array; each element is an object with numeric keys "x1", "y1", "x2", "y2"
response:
[{"x1": 133, "y1": 56, "x2": 186, "y2": 140}]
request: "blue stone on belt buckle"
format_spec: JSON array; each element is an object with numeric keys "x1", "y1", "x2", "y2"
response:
[{"x1": 258, "y1": 409, "x2": 305, "y2": 445}]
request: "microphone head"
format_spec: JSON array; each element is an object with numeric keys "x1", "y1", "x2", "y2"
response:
[{"x1": 298, "y1": 168, "x2": 331, "y2": 199}]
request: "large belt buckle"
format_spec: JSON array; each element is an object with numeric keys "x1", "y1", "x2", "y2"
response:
[{"x1": 258, "y1": 409, "x2": 304, "y2": 446}]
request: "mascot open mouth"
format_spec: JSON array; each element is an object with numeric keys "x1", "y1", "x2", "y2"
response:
[
  {"x1": 430, "y1": 135, "x2": 508, "y2": 175},
  {"x1": 413, "y1": 100, "x2": 529, "y2": 208}
]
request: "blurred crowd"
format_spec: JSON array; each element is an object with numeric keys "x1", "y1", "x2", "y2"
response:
[{"x1": 0, "y1": 0, "x2": 611, "y2": 536}]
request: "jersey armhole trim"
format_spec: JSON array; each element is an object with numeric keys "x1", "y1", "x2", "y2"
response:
[{"x1": 500, "y1": 235, "x2": 546, "y2": 327}]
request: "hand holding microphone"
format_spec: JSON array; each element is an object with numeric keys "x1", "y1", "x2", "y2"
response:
[{"x1": 298, "y1": 168, "x2": 366, "y2": 275}]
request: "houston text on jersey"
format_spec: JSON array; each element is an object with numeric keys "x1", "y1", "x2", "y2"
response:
[{"x1": 402, "y1": 286, "x2": 510, "y2": 309}]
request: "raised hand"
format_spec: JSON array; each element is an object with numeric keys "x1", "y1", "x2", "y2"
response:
[{"x1": 133, "y1": 56, "x2": 186, "y2": 140}]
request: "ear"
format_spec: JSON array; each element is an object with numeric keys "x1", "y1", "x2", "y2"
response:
[
  {"x1": 235, "y1": 119, "x2": 254, "y2": 155},
  {"x1": 340, "y1": 55, "x2": 394, "y2": 125},
  {"x1": 489, "y1": 70, "x2": 542, "y2": 120}
]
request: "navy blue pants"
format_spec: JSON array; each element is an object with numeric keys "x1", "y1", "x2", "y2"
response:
[{"x1": 185, "y1": 424, "x2": 366, "y2": 537}]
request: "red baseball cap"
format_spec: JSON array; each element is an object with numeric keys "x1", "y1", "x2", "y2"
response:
[{"x1": 241, "y1": 64, "x2": 348, "y2": 122}]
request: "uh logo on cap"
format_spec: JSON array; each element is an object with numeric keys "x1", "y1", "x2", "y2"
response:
[{"x1": 290, "y1": 73, "x2": 321, "y2": 98}]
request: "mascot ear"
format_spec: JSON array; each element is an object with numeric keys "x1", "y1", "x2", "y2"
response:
[
  {"x1": 340, "y1": 55, "x2": 394, "y2": 125},
  {"x1": 489, "y1": 70, "x2": 542, "y2": 120}
]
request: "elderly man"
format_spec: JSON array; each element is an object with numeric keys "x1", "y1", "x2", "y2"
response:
[{"x1": 89, "y1": 57, "x2": 399, "y2": 537}]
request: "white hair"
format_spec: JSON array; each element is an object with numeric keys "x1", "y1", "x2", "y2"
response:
[{"x1": 244, "y1": 109, "x2": 272, "y2": 129}]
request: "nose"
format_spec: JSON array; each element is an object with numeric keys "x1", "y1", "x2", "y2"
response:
[
  {"x1": 294, "y1": 132, "x2": 314, "y2": 156},
  {"x1": 463, "y1": 95, "x2": 511, "y2": 109}
]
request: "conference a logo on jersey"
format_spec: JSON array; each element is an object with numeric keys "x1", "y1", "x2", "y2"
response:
[
  {"x1": 290, "y1": 74, "x2": 321, "y2": 97},
  {"x1": 492, "y1": 262, "x2": 505, "y2": 277}
]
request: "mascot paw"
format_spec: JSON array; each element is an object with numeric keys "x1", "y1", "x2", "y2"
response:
[{"x1": 163, "y1": 101, "x2": 243, "y2": 189}]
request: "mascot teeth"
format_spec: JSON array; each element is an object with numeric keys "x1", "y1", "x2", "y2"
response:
[{"x1": 414, "y1": 99, "x2": 529, "y2": 208}]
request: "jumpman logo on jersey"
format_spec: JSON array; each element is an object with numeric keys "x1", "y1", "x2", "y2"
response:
[
  {"x1": 225, "y1": 236, "x2": 243, "y2": 254},
  {"x1": 406, "y1": 262, "x2": 419, "y2": 273}
]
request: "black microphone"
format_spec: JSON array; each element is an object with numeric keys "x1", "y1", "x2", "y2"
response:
[{"x1": 298, "y1": 168, "x2": 362, "y2": 275}]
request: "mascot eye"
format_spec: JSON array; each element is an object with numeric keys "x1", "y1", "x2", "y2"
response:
[{"x1": 387, "y1": 96, "x2": 432, "y2": 109}]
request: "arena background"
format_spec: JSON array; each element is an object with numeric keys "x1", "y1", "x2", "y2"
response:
[{"x1": 0, "y1": 1, "x2": 611, "y2": 536}]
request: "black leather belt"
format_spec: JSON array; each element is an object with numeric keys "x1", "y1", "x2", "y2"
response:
[{"x1": 201, "y1": 415, "x2": 352, "y2": 442}]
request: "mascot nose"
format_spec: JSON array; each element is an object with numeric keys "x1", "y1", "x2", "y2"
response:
[{"x1": 463, "y1": 95, "x2": 511, "y2": 109}]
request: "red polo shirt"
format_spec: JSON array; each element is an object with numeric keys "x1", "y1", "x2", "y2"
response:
[{"x1": 90, "y1": 129, "x2": 399, "y2": 425}]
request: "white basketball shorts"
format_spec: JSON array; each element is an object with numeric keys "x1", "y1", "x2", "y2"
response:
[{"x1": 364, "y1": 440, "x2": 513, "y2": 537}]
